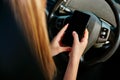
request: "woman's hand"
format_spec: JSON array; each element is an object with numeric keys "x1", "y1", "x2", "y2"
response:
[
  {"x1": 50, "y1": 24, "x2": 71, "y2": 56},
  {"x1": 69, "y1": 29, "x2": 89, "y2": 61},
  {"x1": 63, "y1": 29, "x2": 89, "y2": 80}
]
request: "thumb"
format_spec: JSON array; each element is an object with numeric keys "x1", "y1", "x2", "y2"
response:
[
  {"x1": 60, "y1": 47, "x2": 72, "y2": 53},
  {"x1": 72, "y1": 31, "x2": 79, "y2": 45}
]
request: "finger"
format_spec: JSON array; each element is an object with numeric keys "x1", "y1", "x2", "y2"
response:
[
  {"x1": 56, "y1": 24, "x2": 68, "y2": 40},
  {"x1": 72, "y1": 31, "x2": 79, "y2": 44},
  {"x1": 60, "y1": 47, "x2": 72, "y2": 52},
  {"x1": 84, "y1": 29, "x2": 89, "y2": 40},
  {"x1": 81, "y1": 29, "x2": 89, "y2": 42}
]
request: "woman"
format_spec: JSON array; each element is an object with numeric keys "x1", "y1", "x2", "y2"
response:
[{"x1": 1, "y1": 0, "x2": 88, "y2": 80}]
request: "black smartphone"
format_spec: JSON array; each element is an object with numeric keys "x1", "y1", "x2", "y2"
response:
[{"x1": 62, "y1": 10, "x2": 90, "y2": 46}]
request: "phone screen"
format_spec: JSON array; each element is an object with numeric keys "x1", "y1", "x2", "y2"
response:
[{"x1": 62, "y1": 10, "x2": 90, "y2": 46}]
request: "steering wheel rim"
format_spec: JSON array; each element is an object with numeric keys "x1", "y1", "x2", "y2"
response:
[
  {"x1": 97, "y1": 0, "x2": 120, "y2": 63},
  {"x1": 47, "y1": 0, "x2": 120, "y2": 65}
]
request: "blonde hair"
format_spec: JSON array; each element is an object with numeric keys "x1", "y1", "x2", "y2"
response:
[{"x1": 9, "y1": 0, "x2": 56, "y2": 80}]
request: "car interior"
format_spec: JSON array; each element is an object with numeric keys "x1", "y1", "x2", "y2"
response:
[
  {"x1": 0, "y1": 0, "x2": 120, "y2": 80},
  {"x1": 47, "y1": 0, "x2": 120, "y2": 80}
]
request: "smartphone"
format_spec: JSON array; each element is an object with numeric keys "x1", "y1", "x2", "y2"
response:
[{"x1": 62, "y1": 10, "x2": 90, "y2": 46}]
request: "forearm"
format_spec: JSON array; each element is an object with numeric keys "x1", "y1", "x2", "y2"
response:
[{"x1": 63, "y1": 57, "x2": 80, "y2": 80}]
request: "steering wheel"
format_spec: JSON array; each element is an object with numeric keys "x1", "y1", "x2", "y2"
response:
[{"x1": 47, "y1": 0, "x2": 120, "y2": 65}]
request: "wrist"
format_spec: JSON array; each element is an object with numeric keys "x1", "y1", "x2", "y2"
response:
[
  {"x1": 69, "y1": 55, "x2": 81, "y2": 65},
  {"x1": 69, "y1": 53, "x2": 82, "y2": 62}
]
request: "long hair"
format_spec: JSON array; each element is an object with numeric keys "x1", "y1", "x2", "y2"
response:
[{"x1": 9, "y1": 0, "x2": 56, "y2": 80}]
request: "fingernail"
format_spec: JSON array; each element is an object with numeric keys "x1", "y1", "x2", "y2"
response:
[
  {"x1": 65, "y1": 24, "x2": 69, "y2": 26},
  {"x1": 73, "y1": 31, "x2": 76, "y2": 34}
]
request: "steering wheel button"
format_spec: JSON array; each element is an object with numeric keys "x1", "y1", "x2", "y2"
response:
[
  {"x1": 103, "y1": 28, "x2": 107, "y2": 31},
  {"x1": 101, "y1": 32, "x2": 106, "y2": 36},
  {"x1": 100, "y1": 35, "x2": 105, "y2": 39},
  {"x1": 103, "y1": 28, "x2": 108, "y2": 32}
]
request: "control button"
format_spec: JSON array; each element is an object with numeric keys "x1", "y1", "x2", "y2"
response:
[
  {"x1": 101, "y1": 36, "x2": 105, "y2": 39},
  {"x1": 101, "y1": 32, "x2": 106, "y2": 36},
  {"x1": 103, "y1": 28, "x2": 107, "y2": 31},
  {"x1": 100, "y1": 28, "x2": 108, "y2": 39},
  {"x1": 63, "y1": 0, "x2": 67, "y2": 2}
]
